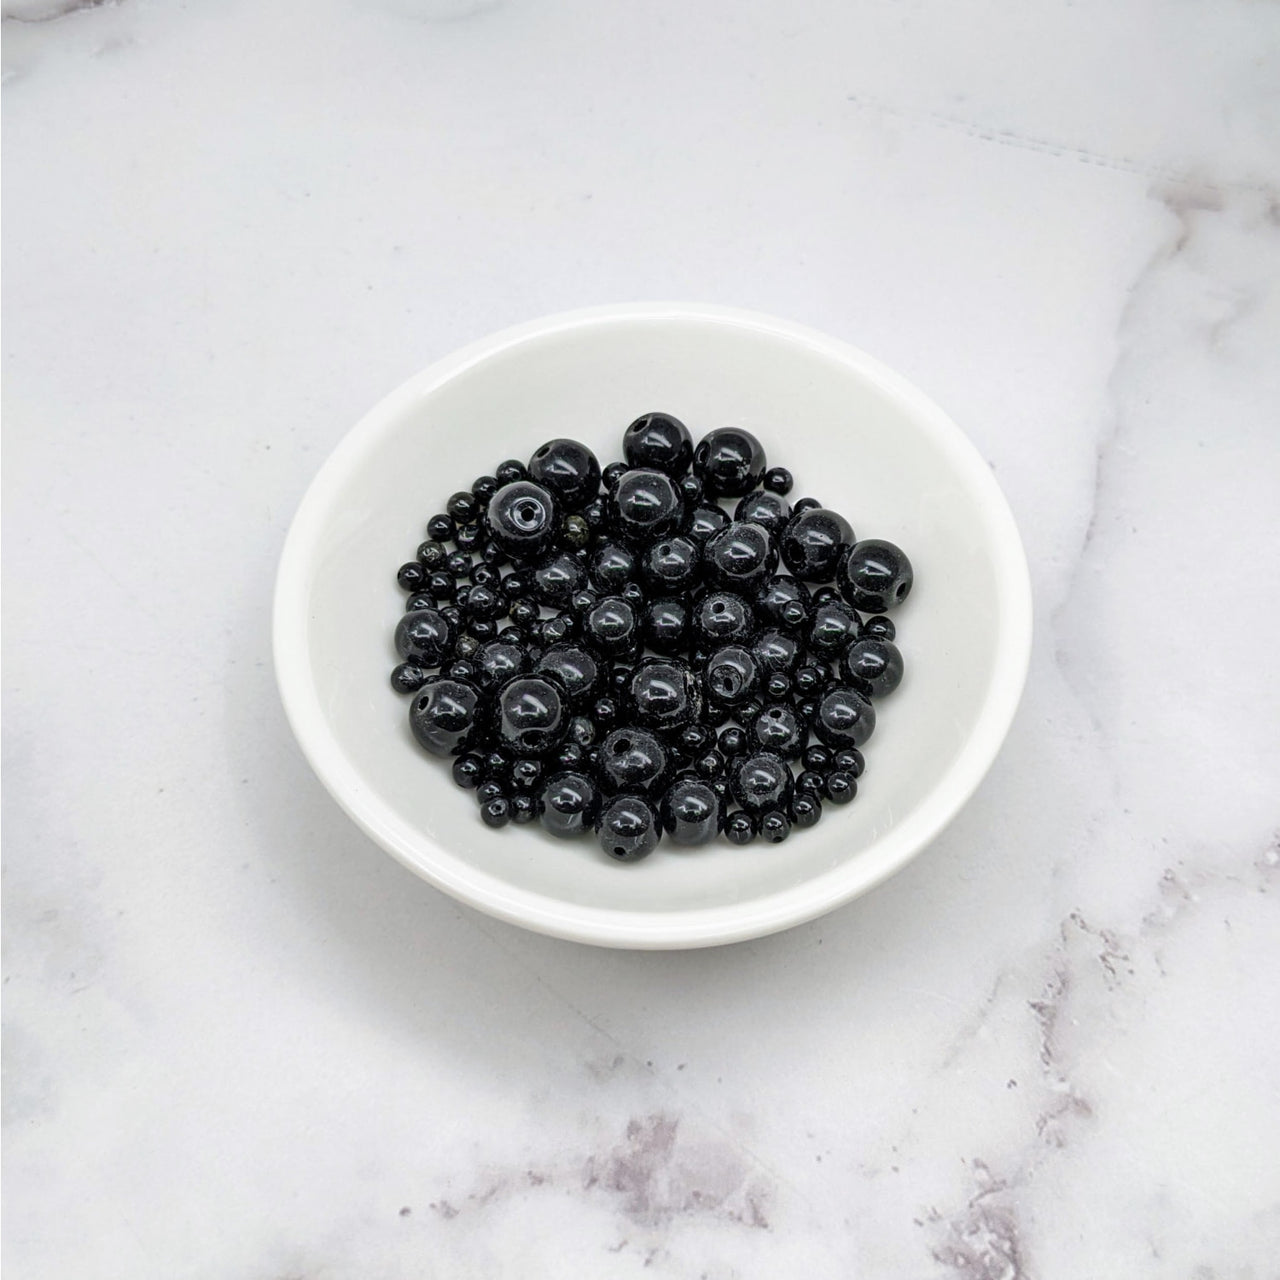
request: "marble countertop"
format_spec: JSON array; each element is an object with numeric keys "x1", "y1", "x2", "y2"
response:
[{"x1": 5, "y1": 1, "x2": 1279, "y2": 1275}]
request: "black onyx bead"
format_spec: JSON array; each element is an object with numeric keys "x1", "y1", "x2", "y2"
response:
[
  {"x1": 840, "y1": 539, "x2": 914, "y2": 612},
  {"x1": 793, "y1": 664, "x2": 826, "y2": 695},
  {"x1": 535, "y1": 643, "x2": 602, "y2": 706},
  {"x1": 704, "y1": 522, "x2": 778, "y2": 594},
  {"x1": 495, "y1": 676, "x2": 569, "y2": 756},
  {"x1": 599, "y1": 728, "x2": 668, "y2": 793},
  {"x1": 454, "y1": 584, "x2": 472, "y2": 611},
  {"x1": 693, "y1": 748, "x2": 726, "y2": 780},
  {"x1": 813, "y1": 587, "x2": 840, "y2": 606},
  {"x1": 408, "y1": 678, "x2": 484, "y2": 756},
  {"x1": 756, "y1": 575, "x2": 812, "y2": 631},
  {"x1": 620, "y1": 581, "x2": 645, "y2": 609},
  {"x1": 582, "y1": 498, "x2": 607, "y2": 530},
  {"x1": 752, "y1": 629, "x2": 801, "y2": 673},
  {"x1": 826, "y1": 771, "x2": 857, "y2": 804},
  {"x1": 718, "y1": 725, "x2": 748, "y2": 758},
  {"x1": 570, "y1": 588, "x2": 599, "y2": 615},
  {"x1": 466, "y1": 619, "x2": 497, "y2": 643},
  {"x1": 861, "y1": 614, "x2": 896, "y2": 642},
  {"x1": 472, "y1": 475, "x2": 499, "y2": 504},
  {"x1": 808, "y1": 600, "x2": 862, "y2": 659},
  {"x1": 779, "y1": 508, "x2": 854, "y2": 582},
  {"x1": 510, "y1": 793, "x2": 540, "y2": 824},
  {"x1": 510, "y1": 758, "x2": 544, "y2": 791},
  {"x1": 642, "y1": 598, "x2": 690, "y2": 655},
  {"x1": 734, "y1": 490, "x2": 792, "y2": 536},
  {"x1": 427, "y1": 514, "x2": 455, "y2": 542},
  {"x1": 795, "y1": 769, "x2": 826, "y2": 798},
  {"x1": 475, "y1": 640, "x2": 528, "y2": 689},
  {"x1": 416, "y1": 541, "x2": 448, "y2": 569},
  {"x1": 750, "y1": 704, "x2": 807, "y2": 759},
  {"x1": 482, "y1": 750, "x2": 512, "y2": 781},
  {"x1": 686, "y1": 504, "x2": 731, "y2": 544},
  {"x1": 610, "y1": 469, "x2": 684, "y2": 545},
  {"x1": 554, "y1": 742, "x2": 587, "y2": 772},
  {"x1": 481, "y1": 540, "x2": 508, "y2": 567},
  {"x1": 462, "y1": 583, "x2": 503, "y2": 620},
  {"x1": 476, "y1": 780, "x2": 505, "y2": 805},
  {"x1": 679, "y1": 474, "x2": 704, "y2": 505},
  {"x1": 629, "y1": 658, "x2": 702, "y2": 731},
  {"x1": 841, "y1": 637, "x2": 904, "y2": 698},
  {"x1": 592, "y1": 696, "x2": 619, "y2": 728},
  {"x1": 397, "y1": 561, "x2": 427, "y2": 591},
  {"x1": 452, "y1": 753, "x2": 484, "y2": 789},
  {"x1": 760, "y1": 810, "x2": 791, "y2": 843},
  {"x1": 395, "y1": 609, "x2": 456, "y2": 665},
  {"x1": 693, "y1": 427, "x2": 766, "y2": 497},
  {"x1": 501, "y1": 571, "x2": 533, "y2": 600},
  {"x1": 737, "y1": 696, "x2": 764, "y2": 724},
  {"x1": 832, "y1": 748, "x2": 865, "y2": 777},
  {"x1": 480, "y1": 796, "x2": 511, "y2": 828},
  {"x1": 724, "y1": 810, "x2": 758, "y2": 845},
  {"x1": 765, "y1": 672, "x2": 792, "y2": 701},
  {"x1": 610, "y1": 667, "x2": 631, "y2": 694},
  {"x1": 602, "y1": 460, "x2": 629, "y2": 491},
  {"x1": 660, "y1": 778, "x2": 722, "y2": 845},
  {"x1": 792, "y1": 794, "x2": 822, "y2": 828},
  {"x1": 447, "y1": 491, "x2": 479, "y2": 524},
  {"x1": 795, "y1": 695, "x2": 819, "y2": 724},
  {"x1": 677, "y1": 723, "x2": 713, "y2": 756},
  {"x1": 704, "y1": 646, "x2": 760, "y2": 707},
  {"x1": 693, "y1": 592, "x2": 757, "y2": 646},
  {"x1": 589, "y1": 541, "x2": 636, "y2": 592},
  {"x1": 390, "y1": 662, "x2": 431, "y2": 694},
  {"x1": 454, "y1": 634, "x2": 481, "y2": 660},
  {"x1": 584, "y1": 596, "x2": 639, "y2": 657},
  {"x1": 569, "y1": 715, "x2": 597, "y2": 748},
  {"x1": 641, "y1": 535, "x2": 701, "y2": 595},
  {"x1": 495, "y1": 459, "x2": 527, "y2": 486},
  {"x1": 446, "y1": 550, "x2": 472, "y2": 578},
  {"x1": 487, "y1": 481, "x2": 559, "y2": 561},
  {"x1": 469, "y1": 563, "x2": 499, "y2": 587},
  {"x1": 562, "y1": 514, "x2": 591, "y2": 549},
  {"x1": 447, "y1": 659, "x2": 478, "y2": 683},
  {"x1": 623, "y1": 412, "x2": 694, "y2": 476},
  {"x1": 793, "y1": 497, "x2": 822, "y2": 513},
  {"x1": 802, "y1": 744, "x2": 833, "y2": 772},
  {"x1": 508, "y1": 599, "x2": 540, "y2": 629},
  {"x1": 540, "y1": 771, "x2": 600, "y2": 838},
  {"x1": 455, "y1": 523, "x2": 483, "y2": 551},
  {"x1": 528, "y1": 438, "x2": 602, "y2": 510},
  {"x1": 596, "y1": 794, "x2": 661, "y2": 862},
  {"x1": 810, "y1": 685, "x2": 876, "y2": 750},
  {"x1": 730, "y1": 752, "x2": 793, "y2": 813},
  {"x1": 764, "y1": 467, "x2": 793, "y2": 495},
  {"x1": 534, "y1": 552, "x2": 587, "y2": 608},
  {"x1": 539, "y1": 609, "x2": 575, "y2": 643}
]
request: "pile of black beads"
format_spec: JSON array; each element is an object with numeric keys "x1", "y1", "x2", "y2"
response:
[{"x1": 390, "y1": 414, "x2": 913, "y2": 862}]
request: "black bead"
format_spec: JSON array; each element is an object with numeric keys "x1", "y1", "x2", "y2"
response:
[
  {"x1": 482, "y1": 750, "x2": 512, "y2": 781},
  {"x1": 561, "y1": 514, "x2": 592, "y2": 549},
  {"x1": 686, "y1": 504, "x2": 731, "y2": 544},
  {"x1": 813, "y1": 587, "x2": 840, "y2": 606},
  {"x1": 602, "y1": 460, "x2": 629, "y2": 491},
  {"x1": 598, "y1": 727, "x2": 668, "y2": 793},
  {"x1": 730, "y1": 752, "x2": 793, "y2": 813},
  {"x1": 629, "y1": 658, "x2": 702, "y2": 731},
  {"x1": 660, "y1": 777, "x2": 722, "y2": 845},
  {"x1": 693, "y1": 427, "x2": 766, "y2": 498},
  {"x1": 641, "y1": 534, "x2": 701, "y2": 595},
  {"x1": 792, "y1": 497, "x2": 822, "y2": 514},
  {"x1": 802, "y1": 744, "x2": 833, "y2": 772},
  {"x1": 472, "y1": 475, "x2": 499, "y2": 504},
  {"x1": 793, "y1": 664, "x2": 826, "y2": 695},
  {"x1": 704, "y1": 522, "x2": 778, "y2": 593},
  {"x1": 481, "y1": 540, "x2": 508, "y2": 567},
  {"x1": 610, "y1": 469, "x2": 684, "y2": 545},
  {"x1": 592, "y1": 696, "x2": 619, "y2": 728},
  {"x1": 408, "y1": 677, "x2": 484, "y2": 756},
  {"x1": 455, "y1": 523, "x2": 483, "y2": 551},
  {"x1": 528, "y1": 438, "x2": 602, "y2": 510},
  {"x1": 737, "y1": 696, "x2": 764, "y2": 724},
  {"x1": 779, "y1": 508, "x2": 854, "y2": 582},
  {"x1": 570, "y1": 588, "x2": 600, "y2": 615},
  {"x1": 390, "y1": 662, "x2": 431, "y2": 694},
  {"x1": 692, "y1": 592, "x2": 757, "y2": 646},
  {"x1": 446, "y1": 550, "x2": 472, "y2": 578},
  {"x1": 623, "y1": 412, "x2": 694, "y2": 476},
  {"x1": 841, "y1": 637, "x2": 904, "y2": 698},
  {"x1": 791, "y1": 794, "x2": 822, "y2": 828},
  {"x1": 447, "y1": 491, "x2": 479, "y2": 524},
  {"x1": 703, "y1": 645, "x2": 760, "y2": 708},
  {"x1": 540, "y1": 770, "x2": 600, "y2": 838},
  {"x1": 760, "y1": 810, "x2": 791, "y2": 843},
  {"x1": 508, "y1": 599, "x2": 540, "y2": 629},
  {"x1": 487, "y1": 480, "x2": 559, "y2": 561},
  {"x1": 495, "y1": 459, "x2": 527, "y2": 485},
  {"x1": 582, "y1": 498, "x2": 607, "y2": 530},
  {"x1": 724, "y1": 810, "x2": 758, "y2": 845},
  {"x1": 553, "y1": 742, "x2": 587, "y2": 772},
  {"x1": 620, "y1": 581, "x2": 646, "y2": 609},
  {"x1": 510, "y1": 793, "x2": 540, "y2": 824},
  {"x1": 679, "y1": 474, "x2": 704, "y2": 505},
  {"x1": 596, "y1": 794, "x2": 661, "y2": 862},
  {"x1": 452, "y1": 753, "x2": 484, "y2": 789},
  {"x1": 765, "y1": 672, "x2": 792, "y2": 700},
  {"x1": 750, "y1": 704, "x2": 807, "y2": 759},
  {"x1": 693, "y1": 748, "x2": 726, "y2": 780},
  {"x1": 462, "y1": 583, "x2": 503, "y2": 620},
  {"x1": 476, "y1": 780, "x2": 505, "y2": 805},
  {"x1": 470, "y1": 563, "x2": 499, "y2": 587},
  {"x1": 501, "y1": 571, "x2": 533, "y2": 599},
  {"x1": 756, "y1": 575, "x2": 812, "y2": 631},
  {"x1": 454, "y1": 584, "x2": 472, "y2": 611},
  {"x1": 474, "y1": 640, "x2": 528, "y2": 689},
  {"x1": 832, "y1": 748, "x2": 865, "y2": 778},
  {"x1": 589, "y1": 541, "x2": 636, "y2": 593},
  {"x1": 466, "y1": 619, "x2": 497, "y2": 642},
  {"x1": 454, "y1": 634, "x2": 481, "y2": 660},
  {"x1": 416, "y1": 540, "x2": 448, "y2": 569},
  {"x1": 734, "y1": 489, "x2": 792, "y2": 536},
  {"x1": 569, "y1": 715, "x2": 597, "y2": 748},
  {"x1": 718, "y1": 725, "x2": 748, "y2": 758},
  {"x1": 764, "y1": 467, "x2": 793, "y2": 495},
  {"x1": 861, "y1": 614, "x2": 896, "y2": 642},
  {"x1": 480, "y1": 796, "x2": 511, "y2": 828},
  {"x1": 447, "y1": 659, "x2": 478, "y2": 683},
  {"x1": 534, "y1": 552, "x2": 588, "y2": 608},
  {"x1": 495, "y1": 676, "x2": 569, "y2": 756},
  {"x1": 395, "y1": 608, "x2": 456, "y2": 665},
  {"x1": 397, "y1": 561, "x2": 427, "y2": 591},
  {"x1": 810, "y1": 685, "x2": 876, "y2": 750},
  {"x1": 808, "y1": 600, "x2": 862, "y2": 659},
  {"x1": 752, "y1": 628, "x2": 801, "y2": 673},
  {"x1": 584, "y1": 596, "x2": 639, "y2": 657},
  {"x1": 840, "y1": 539, "x2": 914, "y2": 612},
  {"x1": 642, "y1": 598, "x2": 690, "y2": 655},
  {"x1": 510, "y1": 758, "x2": 544, "y2": 791},
  {"x1": 427, "y1": 514, "x2": 455, "y2": 542},
  {"x1": 826, "y1": 770, "x2": 857, "y2": 804},
  {"x1": 534, "y1": 643, "x2": 603, "y2": 706},
  {"x1": 677, "y1": 723, "x2": 713, "y2": 757},
  {"x1": 795, "y1": 769, "x2": 826, "y2": 798}
]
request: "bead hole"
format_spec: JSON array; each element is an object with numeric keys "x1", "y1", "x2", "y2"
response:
[
  {"x1": 896, "y1": 583, "x2": 908, "y2": 599},
  {"x1": 614, "y1": 737, "x2": 631, "y2": 752}
]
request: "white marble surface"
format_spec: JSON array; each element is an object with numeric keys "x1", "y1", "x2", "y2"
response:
[{"x1": 4, "y1": 1, "x2": 1279, "y2": 1274}]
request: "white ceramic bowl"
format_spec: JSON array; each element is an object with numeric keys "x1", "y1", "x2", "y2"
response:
[{"x1": 274, "y1": 303, "x2": 1031, "y2": 949}]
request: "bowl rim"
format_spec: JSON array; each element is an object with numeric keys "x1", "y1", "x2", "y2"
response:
[{"x1": 273, "y1": 302, "x2": 1032, "y2": 949}]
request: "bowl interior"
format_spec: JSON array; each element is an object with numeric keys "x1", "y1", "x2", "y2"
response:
[{"x1": 279, "y1": 309, "x2": 1027, "y2": 945}]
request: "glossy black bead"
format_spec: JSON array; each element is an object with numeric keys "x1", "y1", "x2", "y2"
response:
[
  {"x1": 475, "y1": 780, "x2": 505, "y2": 805},
  {"x1": 802, "y1": 744, "x2": 833, "y2": 772},
  {"x1": 704, "y1": 645, "x2": 760, "y2": 707},
  {"x1": 764, "y1": 672, "x2": 792, "y2": 701},
  {"x1": 592, "y1": 696, "x2": 619, "y2": 728},
  {"x1": 737, "y1": 696, "x2": 764, "y2": 723},
  {"x1": 629, "y1": 658, "x2": 701, "y2": 731},
  {"x1": 510, "y1": 758, "x2": 544, "y2": 791},
  {"x1": 861, "y1": 614, "x2": 896, "y2": 642},
  {"x1": 686, "y1": 504, "x2": 731, "y2": 544},
  {"x1": 482, "y1": 749, "x2": 513, "y2": 781},
  {"x1": 596, "y1": 794, "x2": 661, "y2": 862},
  {"x1": 840, "y1": 539, "x2": 914, "y2": 611},
  {"x1": 570, "y1": 588, "x2": 599, "y2": 615},
  {"x1": 795, "y1": 769, "x2": 826, "y2": 798},
  {"x1": 795, "y1": 695, "x2": 819, "y2": 725},
  {"x1": 610, "y1": 469, "x2": 684, "y2": 545},
  {"x1": 764, "y1": 467, "x2": 793, "y2": 495},
  {"x1": 452, "y1": 753, "x2": 484, "y2": 789},
  {"x1": 750, "y1": 704, "x2": 807, "y2": 759},
  {"x1": 446, "y1": 659, "x2": 478, "y2": 683},
  {"x1": 426, "y1": 514, "x2": 455, "y2": 542},
  {"x1": 812, "y1": 587, "x2": 839, "y2": 606},
  {"x1": 553, "y1": 742, "x2": 587, "y2": 772},
  {"x1": 718, "y1": 725, "x2": 748, "y2": 758},
  {"x1": 693, "y1": 748, "x2": 726, "y2": 780},
  {"x1": 416, "y1": 540, "x2": 448, "y2": 569},
  {"x1": 569, "y1": 715, "x2": 597, "y2": 748},
  {"x1": 832, "y1": 748, "x2": 865, "y2": 777},
  {"x1": 793, "y1": 664, "x2": 826, "y2": 695},
  {"x1": 501, "y1": 571, "x2": 533, "y2": 600},
  {"x1": 463, "y1": 583, "x2": 503, "y2": 620},
  {"x1": 495, "y1": 459, "x2": 527, "y2": 486},
  {"x1": 623, "y1": 412, "x2": 694, "y2": 476},
  {"x1": 453, "y1": 584, "x2": 472, "y2": 611},
  {"x1": 760, "y1": 810, "x2": 791, "y2": 843},
  {"x1": 589, "y1": 541, "x2": 636, "y2": 593},
  {"x1": 390, "y1": 662, "x2": 431, "y2": 694},
  {"x1": 724, "y1": 810, "x2": 758, "y2": 845},
  {"x1": 409, "y1": 677, "x2": 484, "y2": 756},
  {"x1": 692, "y1": 591, "x2": 757, "y2": 646},
  {"x1": 693, "y1": 427, "x2": 766, "y2": 498},
  {"x1": 487, "y1": 480, "x2": 559, "y2": 561},
  {"x1": 679, "y1": 474, "x2": 704, "y2": 505},
  {"x1": 447, "y1": 491, "x2": 479, "y2": 524},
  {"x1": 527, "y1": 438, "x2": 602, "y2": 510},
  {"x1": 704, "y1": 522, "x2": 777, "y2": 594},
  {"x1": 535, "y1": 643, "x2": 602, "y2": 706},
  {"x1": 533, "y1": 552, "x2": 587, "y2": 609},
  {"x1": 584, "y1": 596, "x2": 639, "y2": 657},
  {"x1": 510, "y1": 792, "x2": 540, "y2": 824},
  {"x1": 454, "y1": 634, "x2": 481, "y2": 660},
  {"x1": 495, "y1": 676, "x2": 569, "y2": 756},
  {"x1": 561, "y1": 514, "x2": 591, "y2": 550},
  {"x1": 602, "y1": 460, "x2": 629, "y2": 491},
  {"x1": 826, "y1": 771, "x2": 857, "y2": 804},
  {"x1": 779, "y1": 508, "x2": 854, "y2": 582},
  {"x1": 752, "y1": 629, "x2": 801, "y2": 674},
  {"x1": 581, "y1": 498, "x2": 607, "y2": 530},
  {"x1": 610, "y1": 667, "x2": 631, "y2": 694},
  {"x1": 540, "y1": 771, "x2": 600, "y2": 838},
  {"x1": 756, "y1": 575, "x2": 811, "y2": 631},
  {"x1": 455, "y1": 523, "x2": 483, "y2": 551},
  {"x1": 481, "y1": 540, "x2": 509, "y2": 567},
  {"x1": 472, "y1": 475, "x2": 499, "y2": 504},
  {"x1": 730, "y1": 752, "x2": 793, "y2": 813},
  {"x1": 508, "y1": 599, "x2": 540, "y2": 630},
  {"x1": 480, "y1": 796, "x2": 511, "y2": 827},
  {"x1": 734, "y1": 490, "x2": 792, "y2": 536},
  {"x1": 809, "y1": 600, "x2": 862, "y2": 659},
  {"x1": 620, "y1": 581, "x2": 645, "y2": 610},
  {"x1": 397, "y1": 561, "x2": 427, "y2": 592},
  {"x1": 791, "y1": 793, "x2": 822, "y2": 828},
  {"x1": 792, "y1": 497, "x2": 822, "y2": 514},
  {"x1": 810, "y1": 684, "x2": 876, "y2": 749},
  {"x1": 841, "y1": 637, "x2": 904, "y2": 698},
  {"x1": 469, "y1": 563, "x2": 499, "y2": 587},
  {"x1": 446, "y1": 550, "x2": 472, "y2": 579},
  {"x1": 474, "y1": 640, "x2": 527, "y2": 689},
  {"x1": 660, "y1": 778, "x2": 722, "y2": 845},
  {"x1": 642, "y1": 597, "x2": 690, "y2": 655},
  {"x1": 598, "y1": 727, "x2": 668, "y2": 793},
  {"x1": 466, "y1": 619, "x2": 496, "y2": 642},
  {"x1": 641, "y1": 534, "x2": 701, "y2": 595},
  {"x1": 395, "y1": 608, "x2": 456, "y2": 665}
]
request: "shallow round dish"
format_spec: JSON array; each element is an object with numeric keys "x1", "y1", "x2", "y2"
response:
[{"x1": 274, "y1": 303, "x2": 1031, "y2": 949}]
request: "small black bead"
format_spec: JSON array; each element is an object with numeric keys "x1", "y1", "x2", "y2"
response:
[
  {"x1": 390, "y1": 662, "x2": 431, "y2": 694},
  {"x1": 825, "y1": 770, "x2": 857, "y2": 804},
  {"x1": 562, "y1": 514, "x2": 592, "y2": 549},
  {"x1": 455, "y1": 523, "x2": 483, "y2": 551},
  {"x1": 734, "y1": 489, "x2": 792, "y2": 536},
  {"x1": 581, "y1": 498, "x2": 608, "y2": 530},
  {"x1": 780, "y1": 508, "x2": 854, "y2": 582},
  {"x1": 454, "y1": 585, "x2": 472, "y2": 610},
  {"x1": 447, "y1": 659, "x2": 478, "y2": 683},
  {"x1": 446, "y1": 550, "x2": 472, "y2": 578},
  {"x1": 395, "y1": 608, "x2": 456, "y2": 665},
  {"x1": 718, "y1": 725, "x2": 748, "y2": 758},
  {"x1": 704, "y1": 645, "x2": 760, "y2": 708},
  {"x1": 488, "y1": 480, "x2": 559, "y2": 561},
  {"x1": 694, "y1": 748, "x2": 726, "y2": 780},
  {"x1": 439, "y1": 604, "x2": 463, "y2": 629},
  {"x1": 791, "y1": 794, "x2": 822, "y2": 828},
  {"x1": 416, "y1": 540, "x2": 448, "y2": 568},
  {"x1": 737, "y1": 697, "x2": 764, "y2": 723},
  {"x1": 598, "y1": 727, "x2": 668, "y2": 793},
  {"x1": 476, "y1": 780, "x2": 505, "y2": 805},
  {"x1": 463, "y1": 583, "x2": 503, "y2": 620},
  {"x1": 454, "y1": 634, "x2": 481, "y2": 659},
  {"x1": 642, "y1": 597, "x2": 690, "y2": 655},
  {"x1": 756, "y1": 575, "x2": 812, "y2": 631},
  {"x1": 724, "y1": 810, "x2": 758, "y2": 845},
  {"x1": 427, "y1": 514, "x2": 455, "y2": 542},
  {"x1": 472, "y1": 475, "x2": 499, "y2": 504},
  {"x1": 483, "y1": 750, "x2": 512, "y2": 781},
  {"x1": 470, "y1": 563, "x2": 499, "y2": 587},
  {"x1": 589, "y1": 542, "x2": 637, "y2": 593},
  {"x1": 495, "y1": 459, "x2": 527, "y2": 485},
  {"x1": 765, "y1": 672, "x2": 792, "y2": 701},
  {"x1": 679, "y1": 474, "x2": 704, "y2": 505},
  {"x1": 693, "y1": 591, "x2": 757, "y2": 646},
  {"x1": 678, "y1": 723, "x2": 713, "y2": 757},
  {"x1": 481, "y1": 540, "x2": 508, "y2": 567},
  {"x1": 810, "y1": 685, "x2": 876, "y2": 750},
  {"x1": 610, "y1": 469, "x2": 684, "y2": 545},
  {"x1": 760, "y1": 810, "x2": 791, "y2": 843},
  {"x1": 659, "y1": 777, "x2": 722, "y2": 845},
  {"x1": 596, "y1": 794, "x2": 661, "y2": 861},
  {"x1": 809, "y1": 600, "x2": 862, "y2": 659},
  {"x1": 861, "y1": 614, "x2": 896, "y2": 642},
  {"x1": 510, "y1": 792, "x2": 540, "y2": 824},
  {"x1": 704, "y1": 522, "x2": 778, "y2": 594},
  {"x1": 686, "y1": 504, "x2": 731, "y2": 544},
  {"x1": 832, "y1": 748, "x2": 865, "y2": 777},
  {"x1": 620, "y1": 581, "x2": 645, "y2": 609},
  {"x1": 570, "y1": 588, "x2": 600, "y2": 615},
  {"x1": 447, "y1": 491, "x2": 479, "y2": 524},
  {"x1": 641, "y1": 534, "x2": 701, "y2": 595},
  {"x1": 593, "y1": 696, "x2": 619, "y2": 728},
  {"x1": 802, "y1": 744, "x2": 833, "y2": 772},
  {"x1": 623, "y1": 412, "x2": 694, "y2": 476},
  {"x1": 397, "y1": 561, "x2": 427, "y2": 591},
  {"x1": 751, "y1": 703, "x2": 806, "y2": 759},
  {"x1": 511, "y1": 759, "x2": 544, "y2": 791},
  {"x1": 452, "y1": 754, "x2": 484, "y2": 789},
  {"x1": 540, "y1": 770, "x2": 599, "y2": 838},
  {"x1": 730, "y1": 751, "x2": 793, "y2": 813},
  {"x1": 540, "y1": 613, "x2": 576, "y2": 646},
  {"x1": 792, "y1": 497, "x2": 822, "y2": 514},
  {"x1": 554, "y1": 742, "x2": 587, "y2": 772},
  {"x1": 584, "y1": 596, "x2": 639, "y2": 657},
  {"x1": 405, "y1": 590, "x2": 438, "y2": 613},
  {"x1": 508, "y1": 599, "x2": 540, "y2": 629},
  {"x1": 569, "y1": 715, "x2": 597, "y2": 748},
  {"x1": 502, "y1": 571, "x2": 533, "y2": 600},
  {"x1": 467, "y1": 619, "x2": 497, "y2": 642},
  {"x1": 534, "y1": 551, "x2": 588, "y2": 609},
  {"x1": 495, "y1": 675, "x2": 570, "y2": 756},
  {"x1": 840, "y1": 538, "x2": 914, "y2": 612},
  {"x1": 480, "y1": 796, "x2": 511, "y2": 828},
  {"x1": 793, "y1": 664, "x2": 826, "y2": 695},
  {"x1": 841, "y1": 637, "x2": 904, "y2": 698},
  {"x1": 796, "y1": 769, "x2": 826, "y2": 798},
  {"x1": 528, "y1": 439, "x2": 602, "y2": 510},
  {"x1": 693, "y1": 427, "x2": 766, "y2": 498},
  {"x1": 602, "y1": 460, "x2": 629, "y2": 491},
  {"x1": 764, "y1": 467, "x2": 793, "y2": 495}
]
